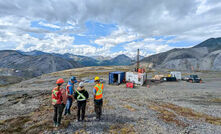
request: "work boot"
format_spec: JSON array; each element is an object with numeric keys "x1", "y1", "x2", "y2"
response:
[{"x1": 54, "y1": 122, "x2": 58, "y2": 127}]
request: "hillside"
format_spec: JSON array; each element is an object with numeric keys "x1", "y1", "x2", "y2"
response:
[
  {"x1": 141, "y1": 37, "x2": 221, "y2": 71},
  {"x1": 193, "y1": 38, "x2": 221, "y2": 52},
  {"x1": 19, "y1": 50, "x2": 132, "y2": 66},
  {"x1": 0, "y1": 50, "x2": 81, "y2": 77}
]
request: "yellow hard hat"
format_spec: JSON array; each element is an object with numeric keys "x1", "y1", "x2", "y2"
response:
[{"x1": 94, "y1": 76, "x2": 100, "y2": 81}]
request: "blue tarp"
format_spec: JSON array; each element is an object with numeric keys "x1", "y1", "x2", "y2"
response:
[{"x1": 109, "y1": 71, "x2": 125, "y2": 84}]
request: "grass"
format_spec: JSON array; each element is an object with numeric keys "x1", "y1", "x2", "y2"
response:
[
  {"x1": 123, "y1": 105, "x2": 136, "y2": 112},
  {"x1": 108, "y1": 124, "x2": 135, "y2": 134},
  {"x1": 48, "y1": 66, "x2": 131, "y2": 78},
  {"x1": 0, "y1": 94, "x2": 74, "y2": 134},
  {"x1": 159, "y1": 103, "x2": 221, "y2": 125},
  {"x1": 74, "y1": 129, "x2": 88, "y2": 134},
  {"x1": 148, "y1": 103, "x2": 188, "y2": 127},
  {"x1": 209, "y1": 98, "x2": 221, "y2": 103},
  {"x1": 148, "y1": 102, "x2": 221, "y2": 127},
  {"x1": 0, "y1": 116, "x2": 31, "y2": 134}
]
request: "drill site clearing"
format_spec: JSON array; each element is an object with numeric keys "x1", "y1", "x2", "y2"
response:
[{"x1": 0, "y1": 65, "x2": 221, "y2": 134}]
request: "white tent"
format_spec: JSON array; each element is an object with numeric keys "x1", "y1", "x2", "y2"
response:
[{"x1": 170, "y1": 71, "x2": 182, "y2": 80}]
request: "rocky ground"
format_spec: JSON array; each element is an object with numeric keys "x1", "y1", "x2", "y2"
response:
[{"x1": 0, "y1": 66, "x2": 221, "y2": 134}]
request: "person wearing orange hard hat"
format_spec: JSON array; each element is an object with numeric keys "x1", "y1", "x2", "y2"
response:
[
  {"x1": 93, "y1": 76, "x2": 104, "y2": 121},
  {"x1": 52, "y1": 78, "x2": 66, "y2": 127}
]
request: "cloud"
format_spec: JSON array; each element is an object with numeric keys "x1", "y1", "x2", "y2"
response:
[
  {"x1": 124, "y1": 38, "x2": 174, "y2": 57},
  {"x1": 0, "y1": 0, "x2": 221, "y2": 57},
  {"x1": 38, "y1": 21, "x2": 60, "y2": 29},
  {"x1": 1, "y1": 0, "x2": 220, "y2": 37},
  {"x1": 94, "y1": 27, "x2": 139, "y2": 48}
]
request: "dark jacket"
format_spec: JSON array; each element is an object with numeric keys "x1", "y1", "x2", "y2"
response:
[{"x1": 74, "y1": 87, "x2": 89, "y2": 101}]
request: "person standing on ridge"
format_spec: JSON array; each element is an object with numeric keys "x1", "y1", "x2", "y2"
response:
[
  {"x1": 64, "y1": 76, "x2": 77, "y2": 115},
  {"x1": 52, "y1": 78, "x2": 65, "y2": 127},
  {"x1": 74, "y1": 82, "x2": 89, "y2": 121},
  {"x1": 93, "y1": 76, "x2": 103, "y2": 120}
]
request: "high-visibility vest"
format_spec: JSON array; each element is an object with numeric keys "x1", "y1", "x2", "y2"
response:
[
  {"x1": 75, "y1": 89, "x2": 86, "y2": 101},
  {"x1": 51, "y1": 88, "x2": 62, "y2": 105},
  {"x1": 94, "y1": 83, "x2": 103, "y2": 100}
]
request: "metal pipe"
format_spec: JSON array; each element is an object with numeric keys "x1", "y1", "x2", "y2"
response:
[{"x1": 137, "y1": 49, "x2": 139, "y2": 71}]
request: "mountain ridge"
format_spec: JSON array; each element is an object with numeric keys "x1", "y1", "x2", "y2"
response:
[{"x1": 141, "y1": 37, "x2": 221, "y2": 71}]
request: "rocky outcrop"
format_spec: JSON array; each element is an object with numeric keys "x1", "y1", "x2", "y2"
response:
[{"x1": 141, "y1": 37, "x2": 221, "y2": 71}]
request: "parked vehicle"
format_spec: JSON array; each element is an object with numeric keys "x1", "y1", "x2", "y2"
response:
[{"x1": 187, "y1": 75, "x2": 202, "y2": 83}]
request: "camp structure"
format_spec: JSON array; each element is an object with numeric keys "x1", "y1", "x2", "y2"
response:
[
  {"x1": 109, "y1": 71, "x2": 125, "y2": 85},
  {"x1": 170, "y1": 71, "x2": 182, "y2": 80},
  {"x1": 126, "y1": 72, "x2": 147, "y2": 85}
]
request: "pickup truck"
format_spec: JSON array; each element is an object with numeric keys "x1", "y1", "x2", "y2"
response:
[{"x1": 187, "y1": 75, "x2": 202, "y2": 83}]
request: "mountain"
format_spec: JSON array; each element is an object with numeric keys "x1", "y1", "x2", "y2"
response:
[
  {"x1": 140, "y1": 37, "x2": 221, "y2": 71},
  {"x1": 19, "y1": 50, "x2": 49, "y2": 56},
  {"x1": 0, "y1": 50, "x2": 82, "y2": 77},
  {"x1": 18, "y1": 50, "x2": 132, "y2": 66},
  {"x1": 193, "y1": 38, "x2": 221, "y2": 52},
  {"x1": 20, "y1": 51, "x2": 101, "y2": 67},
  {"x1": 100, "y1": 54, "x2": 132, "y2": 66},
  {"x1": 92, "y1": 56, "x2": 112, "y2": 61},
  {"x1": 132, "y1": 55, "x2": 145, "y2": 61}
]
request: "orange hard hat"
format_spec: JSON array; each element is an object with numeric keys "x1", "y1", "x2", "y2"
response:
[{"x1": 56, "y1": 78, "x2": 65, "y2": 84}]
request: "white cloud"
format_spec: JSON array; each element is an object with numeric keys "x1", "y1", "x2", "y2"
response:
[
  {"x1": 0, "y1": 0, "x2": 221, "y2": 57},
  {"x1": 124, "y1": 38, "x2": 174, "y2": 57},
  {"x1": 0, "y1": 0, "x2": 221, "y2": 38},
  {"x1": 38, "y1": 21, "x2": 60, "y2": 29},
  {"x1": 94, "y1": 27, "x2": 140, "y2": 48}
]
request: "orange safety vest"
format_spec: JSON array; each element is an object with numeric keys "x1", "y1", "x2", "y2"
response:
[
  {"x1": 94, "y1": 83, "x2": 103, "y2": 100},
  {"x1": 51, "y1": 88, "x2": 62, "y2": 105}
]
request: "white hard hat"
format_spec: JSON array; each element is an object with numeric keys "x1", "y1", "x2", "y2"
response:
[{"x1": 79, "y1": 82, "x2": 84, "y2": 87}]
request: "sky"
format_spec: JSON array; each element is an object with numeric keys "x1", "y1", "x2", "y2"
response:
[{"x1": 0, "y1": 0, "x2": 221, "y2": 57}]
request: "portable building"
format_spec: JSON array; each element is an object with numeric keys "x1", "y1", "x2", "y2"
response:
[
  {"x1": 126, "y1": 72, "x2": 147, "y2": 85},
  {"x1": 109, "y1": 71, "x2": 125, "y2": 84},
  {"x1": 170, "y1": 72, "x2": 182, "y2": 80}
]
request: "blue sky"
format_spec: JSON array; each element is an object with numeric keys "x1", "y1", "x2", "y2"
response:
[
  {"x1": 0, "y1": 0, "x2": 221, "y2": 57},
  {"x1": 27, "y1": 20, "x2": 197, "y2": 56}
]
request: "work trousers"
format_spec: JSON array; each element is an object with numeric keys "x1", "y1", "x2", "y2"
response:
[
  {"x1": 53, "y1": 104, "x2": 64, "y2": 124},
  {"x1": 77, "y1": 100, "x2": 86, "y2": 121},
  {"x1": 94, "y1": 99, "x2": 103, "y2": 119},
  {"x1": 65, "y1": 97, "x2": 73, "y2": 115}
]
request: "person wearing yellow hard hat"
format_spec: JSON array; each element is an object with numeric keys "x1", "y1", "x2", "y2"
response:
[{"x1": 93, "y1": 76, "x2": 104, "y2": 121}]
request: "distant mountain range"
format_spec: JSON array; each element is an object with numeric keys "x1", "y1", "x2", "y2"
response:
[
  {"x1": 0, "y1": 50, "x2": 82, "y2": 77},
  {"x1": 0, "y1": 50, "x2": 132, "y2": 78},
  {"x1": 1, "y1": 37, "x2": 221, "y2": 81},
  {"x1": 141, "y1": 37, "x2": 221, "y2": 71},
  {"x1": 20, "y1": 50, "x2": 132, "y2": 66}
]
